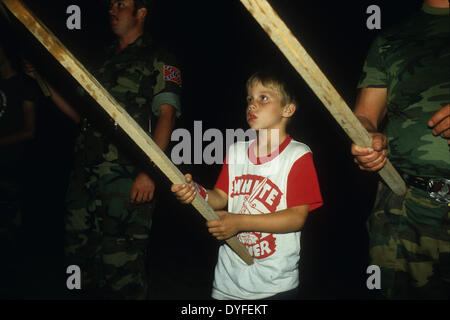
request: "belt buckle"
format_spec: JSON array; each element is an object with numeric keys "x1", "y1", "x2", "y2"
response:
[{"x1": 427, "y1": 178, "x2": 450, "y2": 204}]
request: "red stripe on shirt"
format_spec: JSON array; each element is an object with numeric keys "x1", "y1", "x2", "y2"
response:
[
  {"x1": 214, "y1": 160, "x2": 229, "y2": 195},
  {"x1": 287, "y1": 152, "x2": 323, "y2": 212},
  {"x1": 248, "y1": 135, "x2": 292, "y2": 165}
]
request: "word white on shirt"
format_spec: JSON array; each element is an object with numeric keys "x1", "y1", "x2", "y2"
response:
[{"x1": 232, "y1": 175, "x2": 283, "y2": 259}]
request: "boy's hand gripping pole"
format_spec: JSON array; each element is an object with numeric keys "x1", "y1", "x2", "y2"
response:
[
  {"x1": 1, "y1": 0, "x2": 254, "y2": 265},
  {"x1": 240, "y1": 0, "x2": 406, "y2": 196}
]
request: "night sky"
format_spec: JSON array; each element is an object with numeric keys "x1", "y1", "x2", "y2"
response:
[{"x1": 1, "y1": 0, "x2": 424, "y2": 301}]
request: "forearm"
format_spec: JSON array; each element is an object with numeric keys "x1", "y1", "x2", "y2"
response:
[
  {"x1": 137, "y1": 104, "x2": 175, "y2": 177},
  {"x1": 355, "y1": 114, "x2": 379, "y2": 133},
  {"x1": 152, "y1": 104, "x2": 176, "y2": 152},
  {"x1": 46, "y1": 81, "x2": 80, "y2": 123},
  {"x1": 236, "y1": 206, "x2": 309, "y2": 234},
  {"x1": 354, "y1": 87, "x2": 388, "y2": 133},
  {"x1": 206, "y1": 188, "x2": 228, "y2": 210}
]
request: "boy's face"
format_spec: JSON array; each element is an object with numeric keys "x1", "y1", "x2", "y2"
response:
[{"x1": 246, "y1": 81, "x2": 291, "y2": 131}]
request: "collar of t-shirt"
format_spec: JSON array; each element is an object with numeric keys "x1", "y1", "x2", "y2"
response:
[
  {"x1": 422, "y1": 4, "x2": 449, "y2": 16},
  {"x1": 248, "y1": 135, "x2": 292, "y2": 165}
]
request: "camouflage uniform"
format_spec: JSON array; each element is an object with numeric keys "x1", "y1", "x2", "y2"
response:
[
  {"x1": 65, "y1": 34, "x2": 182, "y2": 300},
  {"x1": 358, "y1": 5, "x2": 449, "y2": 299}
]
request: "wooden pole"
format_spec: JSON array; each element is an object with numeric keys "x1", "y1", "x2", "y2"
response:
[
  {"x1": 1, "y1": 0, "x2": 254, "y2": 265},
  {"x1": 239, "y1": 0, "x2": 407, "y2": 196}
]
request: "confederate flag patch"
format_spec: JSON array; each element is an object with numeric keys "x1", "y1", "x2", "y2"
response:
[{"x1": 163, "y1": 65, "x2": 182, "y2": 87}]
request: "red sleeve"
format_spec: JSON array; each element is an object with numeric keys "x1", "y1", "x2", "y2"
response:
[
  {"x1": 287, "y1": 152, "x2": 323, "y2": 212},
  {"x1": 214, "y1": 162, "x2": 229, "y2": 195}
]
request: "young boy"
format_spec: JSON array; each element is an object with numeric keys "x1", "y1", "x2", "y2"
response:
[{"x1": 171, "y1": 72, "x2": 323, "y2": 300}]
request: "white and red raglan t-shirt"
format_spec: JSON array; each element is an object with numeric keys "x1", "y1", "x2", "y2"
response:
[{"x1": 211, "y1": 136, "x2": 323, "y2": 300}]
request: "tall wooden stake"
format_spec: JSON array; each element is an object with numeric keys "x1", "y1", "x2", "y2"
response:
[
  {"x1": 240, "y1": 0, "x2": 407, "y2": 196},
  {"x1": 1, "y1": 0, "x2": 254, "y2": 265}
]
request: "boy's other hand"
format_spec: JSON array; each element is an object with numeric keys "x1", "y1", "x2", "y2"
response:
[
  {"x1": 351, "y1": 132, "x2": 388, "y2": 172},
  {"x1": 171, "y1": 173, "x2": 197, "y2": 204},
  {"x1": 207, "y1": 211, "x2": 240, "y2": 241}
]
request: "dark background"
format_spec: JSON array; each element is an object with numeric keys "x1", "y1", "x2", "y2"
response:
[{"x1": 0, "y1": 0, "x2": 423, "y2": 300}]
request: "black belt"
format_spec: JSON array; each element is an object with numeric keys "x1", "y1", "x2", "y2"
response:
[{"x1": 403, "y1": 174, "x2": 450, "y2": 204}]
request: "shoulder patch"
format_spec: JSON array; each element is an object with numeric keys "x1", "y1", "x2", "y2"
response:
[{"x1": 163, "y1": 65, "x2": 182, "y2": 87}]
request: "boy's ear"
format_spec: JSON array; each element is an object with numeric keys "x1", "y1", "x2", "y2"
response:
[{"x1": 282, "y1": 103, "x2": 296, "y2": 118}]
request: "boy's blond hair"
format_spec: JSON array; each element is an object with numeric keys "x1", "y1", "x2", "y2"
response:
[{"x1": 246, "y1": 71, "x2": 298, "y2": 108}]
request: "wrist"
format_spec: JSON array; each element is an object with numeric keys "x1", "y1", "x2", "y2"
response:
[
  {"x1": 135, "y1": 161, "x2": 158, "y2": 180},
  {"x1": 234, "y1": 213, "x2": 248, "y2": 233},
  {"x1": 195, "y1": 183, "x2": 208, "y2": 202}
]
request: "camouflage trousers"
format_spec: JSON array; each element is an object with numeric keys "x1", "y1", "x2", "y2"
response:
[
  {"x1": 64, "y1": 164, "x2": 154, "y2": 300},
  {"x1": 368, "y1": 182, "x2": 450, "y2": 299}
]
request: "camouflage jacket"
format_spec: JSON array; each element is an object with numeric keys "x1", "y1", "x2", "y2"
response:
[
  {"x1": 358, "y1": 5, "x2": 449, "y2": 178},
  {"x1": 75, "y1": 34, "x2": 182, "y2": 168}
]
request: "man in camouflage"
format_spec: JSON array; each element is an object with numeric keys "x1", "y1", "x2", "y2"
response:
[
  {"x1": 26, "y1": 0, "x2": 181, "y2": 299},
  {"x1": 351, "y1": 0, "x2": 449, "y2": 299}
]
